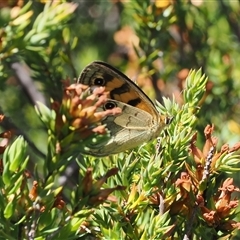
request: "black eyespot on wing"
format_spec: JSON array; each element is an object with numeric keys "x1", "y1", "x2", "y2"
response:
[
  {"x1": 104, "y1": 101, "x2": 117, "y2": 110},
  {"x1": 94, "y1": 77, "x2": 105, "y2": 86},
  {"x1": 93, "y1": 72, "x2": 115, "y2": 86}
]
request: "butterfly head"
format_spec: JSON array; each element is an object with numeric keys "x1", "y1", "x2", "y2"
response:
[{"x1": 165, "y1": 116, "x2": 174, "y2": 125}]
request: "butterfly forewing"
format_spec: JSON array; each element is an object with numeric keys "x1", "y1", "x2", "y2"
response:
[{"x1": 78, "y1": 61, "x2": 159, "y2": 118}]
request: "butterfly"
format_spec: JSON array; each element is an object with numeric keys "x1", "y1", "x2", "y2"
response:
[{"x1": 78, "y1": 61, "x2": 171, "y2": 156}]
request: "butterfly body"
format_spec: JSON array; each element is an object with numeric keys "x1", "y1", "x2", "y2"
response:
[{"x1": 78, "y1": 61, "x2": 169, "y2": 156}]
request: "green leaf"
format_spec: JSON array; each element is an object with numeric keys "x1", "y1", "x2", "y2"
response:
[
  {"x1": 29, "y1": 32, "x2": 50, "y2": 44},
  {"x1": 8, "y1": 174, "x2": 24, "y2": 195},
  {"x1": 35, "y1": 101, "x2": 56, "y2": 131},
  {"x1": 8, "y1": 137, "x2": 27, "y2": 172},
  {"x1": 62, "y1": 27, "x2": 70, "y2": 44},
  {"x1": 2, "y1": 161, "x2": 11, "y2": 185},
  {"x1": 18, "y1": 1, "x2": 32, "y2": 15},
  {"x1": 4, "y1": 198, "x2": 15, "y2": 219},
  {"x1": 183, "y1": 69, "x2": 208, "y2": 106}
]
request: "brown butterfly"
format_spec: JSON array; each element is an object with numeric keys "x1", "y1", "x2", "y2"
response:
[{"x1": 78, "y1": 61, "x2": 171, "y2": 156}]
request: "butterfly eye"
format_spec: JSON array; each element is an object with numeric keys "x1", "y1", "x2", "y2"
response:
[
  {"x1": 104, "y1": 101, "x2": 117, "y2": 110},
  {"x1": 165, "y1": 116, "x2": 174, "y2": 124},
  {"x1": 94, "y1": 77, "x2": 105, "y2": 86}
]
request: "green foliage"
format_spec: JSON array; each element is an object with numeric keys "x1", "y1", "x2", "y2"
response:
[{"x1": 0, "y1": 1, "x2": 240, "y2": 239}]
